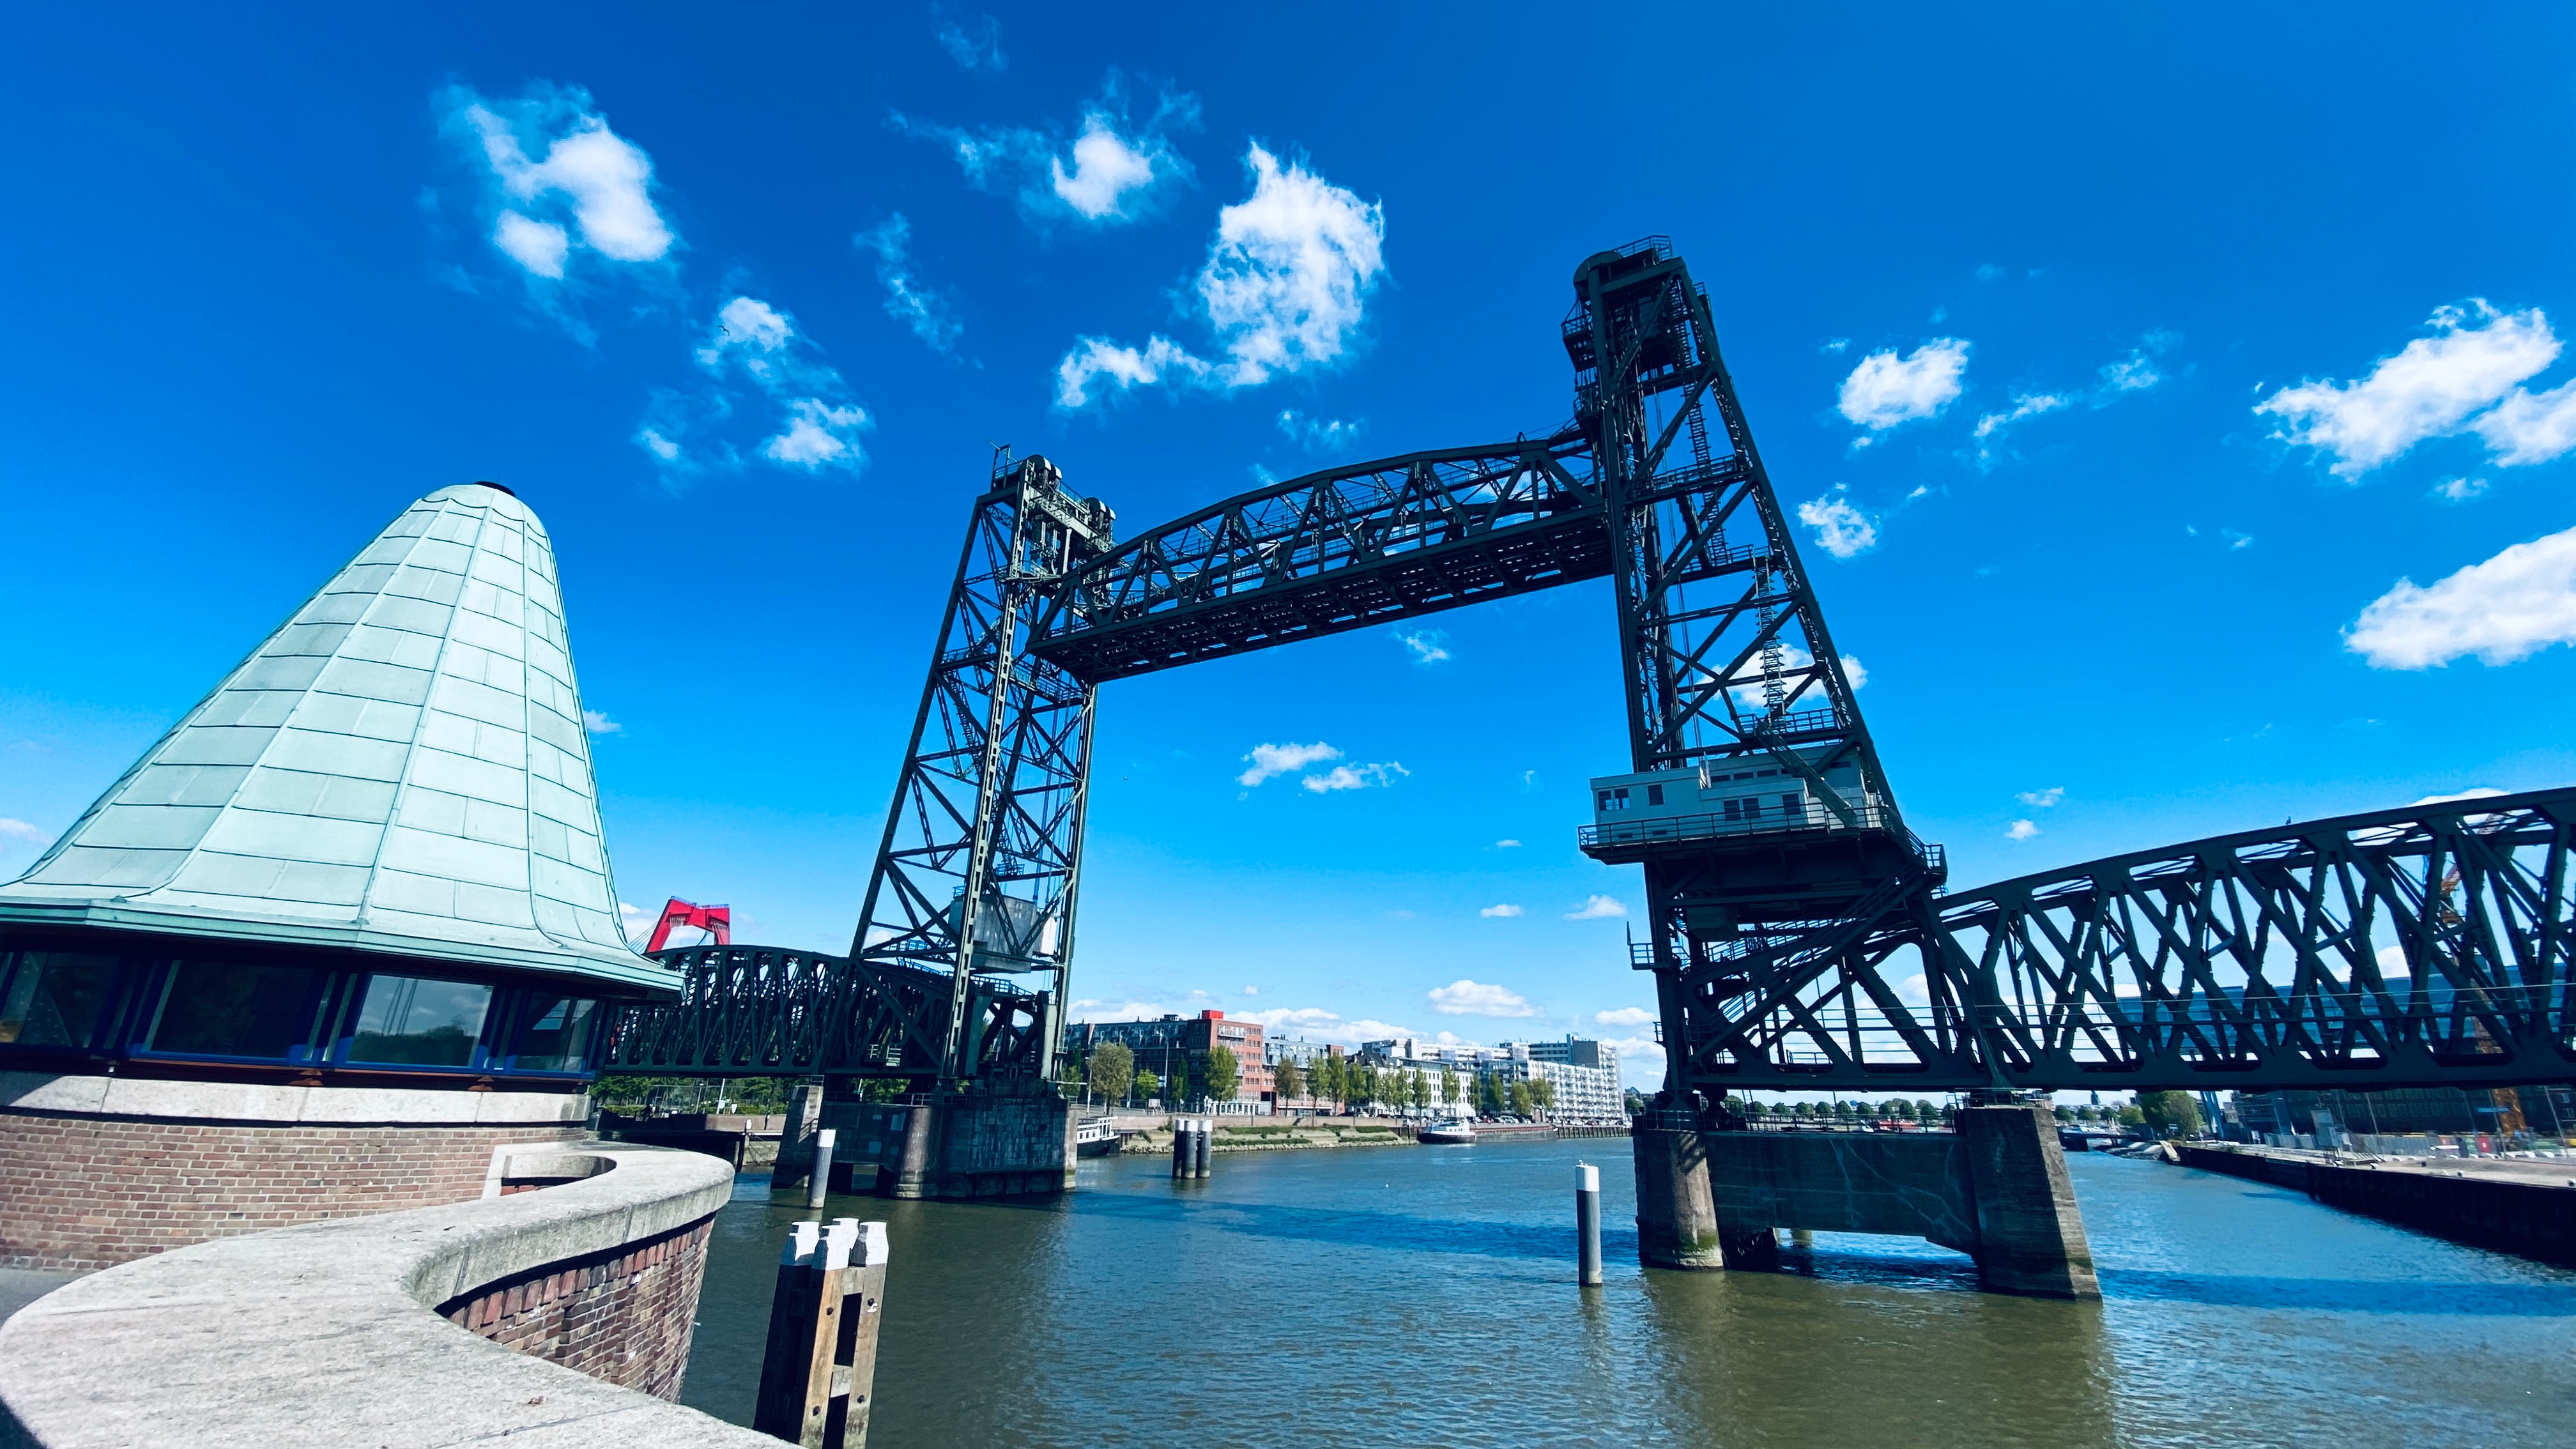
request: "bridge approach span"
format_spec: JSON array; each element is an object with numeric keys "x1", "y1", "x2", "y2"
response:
[{"x1": 1675, "y1": 786, "x2": 2575, "y2": 1094}]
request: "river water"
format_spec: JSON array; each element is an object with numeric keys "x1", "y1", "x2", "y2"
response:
[{"x1": 678, "y1": 1137, "x2": 2576, "y2": 1447}]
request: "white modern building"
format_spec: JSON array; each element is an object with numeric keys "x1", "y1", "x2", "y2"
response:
[{"x1": 1350, "y1": 1034, "x2": 1625, "y2": 1121}]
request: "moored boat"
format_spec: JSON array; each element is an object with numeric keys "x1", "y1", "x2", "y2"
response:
[
  {"x1": 1075, "y1": 1115, "x2": 1124, "y2": 1158},
  {"x1": 1419, "y1": 1117, "x2": 1476, "y2": 1145}
]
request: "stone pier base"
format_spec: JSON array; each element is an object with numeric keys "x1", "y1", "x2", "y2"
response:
[
  {"x1": 774, "y1": 1089, "x2": 1076, "y2": 1200},
  {"x1": 887, "y1": 1091, "x2": 1077, "y2": 1200},
  {"x1": 1688, "y1": 1103, "x2": 2097, "y2": 1298},
  {"x1": 1632, "y1": 1121, "x2": 1729, "y2": 1268}
]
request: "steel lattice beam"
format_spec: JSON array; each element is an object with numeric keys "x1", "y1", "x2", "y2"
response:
[{"x1": 1672, "y1": 788, "x2": 2576, "y2": 1091}]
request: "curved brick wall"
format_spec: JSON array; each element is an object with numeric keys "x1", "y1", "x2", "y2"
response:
[
  {"x1": 0, "y1": 1074, "x2": 585, "y2": 1273},
  {"x1": 438, "y1": 1214, "x2": 713, "y2": 1400},
  {"x1": 0, "y1": 1144, "x2": 771, "y2": 1449}
]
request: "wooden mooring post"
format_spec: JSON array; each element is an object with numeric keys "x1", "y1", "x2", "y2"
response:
[{"x1": 755, "y1": 1216, "x2": 893, "y2": 1448}]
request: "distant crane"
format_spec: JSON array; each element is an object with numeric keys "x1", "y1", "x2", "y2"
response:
[{"x1": 643, "y1": 897, "x2": 732, "y2": 953}]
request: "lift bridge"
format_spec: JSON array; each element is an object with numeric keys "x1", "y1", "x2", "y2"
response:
[{"x1": 606, "y1": 239, "x2": 2576, "y2": 1108}]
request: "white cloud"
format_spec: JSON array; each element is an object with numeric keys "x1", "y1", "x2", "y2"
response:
[
  {"x1": 2375, "y1": 943, "x2": 2412, "y2": 978},
  {"x1": 1200, "y1": 146, "x2": 1386, "y2": 387},
  {"x1": 1494, "y1": 839, "x2": 1521, "y2": 849},
  {"x1": 1565, "y1": 894, "x2": 1627, "y2": 921},
  {"x1": 582, "y1": 709, "x2": 622, "y2": 735},
  {"x1": 2347, "y1": 523, "x2": 2576, "y2": 668},
  {"x1": 2412, "y1": 787, "x2": 2508, "y2": 806},
  {"x1": 2099, "y1": 351, "x2": 2162, "y2": 393},
  {"x1": 670, "y1": 296, "x2": 871, "y2": 478},
  {"x1": 1055, "y1": 335, "x2": 1213, "y2": 408},
  {"x1": 894, "y1": 73, "x2": 1193, "y2": 227},
  {"x1": 1278, "y1": 410, "x2": 1362, "y2": 451},
  {"x1": 854, "y1": 215, "x2": 962, "y2": 356},
  {"x1": 2007, "y1": 819, "x2": 2041, "y2": 841},
  {"x1": 1241, "y1": 985, "x2": 1259, "y2": 996},
  {"x1": 1837, "y1": 338, "x2": 1970, "y2": 431},
  {"x1": 1594, "y1": 1006, "x2": 1655, "y2": 1027},
  {"x1": 1840, "y1": 655, "x2": 1868, "y2": 690},
  {"x1": 1427, "y1": 979, "x2": 1539, "y2": 1017},
  {"x1": 1229, "y1": 1005, "x2": 1425, "y2": 1045},
  {"x1": 1973, "y1": 392, "x2": 2069, "y2": 440},
  {"x1": 1798, "y1": 493, "x2": 1878, "y2": 559},
  {"x1": 2433, "y1": 476, "x2": 2489, "y2": 503},
  {"x1": 2018, "y1": 786, "x2": 2064, "y2": 808},
  {"x1": 1822, "y1": 337, "x2": 1850, "y2": 354},
  {"x1": 1302, "y1": 762, "x2": 1407, "y2": 793},
  {"x1": 933, "y1": 8, "x2": 1005, "y2": 71},
  {"x1": 442, "y1": 84, "x2": 675, "y2": 278},
  {"x1": 2256, "y1": 303, "x2": 2559, "y2": 479},
  {"x1": 1478, "y1": 904, "x2": 1524, "y2": 918},
  {"x1": 0, "y1": 818, "x2": 50, "y2": 848},
  {"x1": 2471, "y1": 376, "x2": 2576, "y2": 466},
  {"x1": 763, "y1": 399, "x2": 870, "y2": 470},
  {"x1": 699, "y1": 296, "x2": 796, "y2": 367},
  {"x1": 618, "y1": 900, "x2": 654, "y2": 946},
  {"x1": 1055, "y1": 144, "x2": 1386, "y2": 410},
  {"x1": 1394, "y1": 627, "x2": 1450, "y2": 664},
  {"x1": 1239, "y1": 740, "x2": 1340, "y2": 787},
  {"x1": 1052, "y1": 116, "x2": 1167, "y2": 220},
  {"x1": 492, "y1": 211, "x2": 570, "y2": 279}
]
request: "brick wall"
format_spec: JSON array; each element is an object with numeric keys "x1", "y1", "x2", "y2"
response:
[
  {"x1": 438, "y1": 1216, "x2": 715, "y2": 1401},
  {"x1": 0, "y1": 1108, "x2": 581, "y2": 1273}
]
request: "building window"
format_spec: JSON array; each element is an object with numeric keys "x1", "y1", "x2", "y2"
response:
[
  {"x1": 1646, "y1": 783, "x2": 1665, "y2": 806},
  {"x1": 345, "y1": 975, "x2": 493, "y2": 1068},
  {"x1": 0, "y1": 951, "x2": 124, "y2": 1048},
  {"x1": 1782, "y1": 793, "x2": 1802, "y2": 816},
  {"x1": 506, "y1": 994, "x2": 599, "y2": 1073},
  {"x1": 147, "y1": 961, "x2": 326, "y2": 1061},
  {"x1": 1742, "y1": 796, "x2": 1764, "y2": 820},
  {"x1": 1598, "y1": 788, "x2": 1631, "y2": 811}
]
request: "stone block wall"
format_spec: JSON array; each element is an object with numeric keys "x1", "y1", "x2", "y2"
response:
[
  {"x1": 1, "y1": 1108, "x2": 580, "y2": 1273},
  {"x1": 438, "y1": 1215, "x2": 714, "y2": 1400}
]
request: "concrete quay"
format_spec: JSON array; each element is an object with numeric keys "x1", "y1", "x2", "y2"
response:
[
  {"x1": 2176, "y1": 1142, "x2": 2576, "y2": 1267},
  {"x1": 0, "y1": 1142, "x2": 763, "y2": 1449}
]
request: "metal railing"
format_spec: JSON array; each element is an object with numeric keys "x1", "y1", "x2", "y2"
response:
[{"x1": 1579, "y1": 800, "x2": 1897, "y2": 850}]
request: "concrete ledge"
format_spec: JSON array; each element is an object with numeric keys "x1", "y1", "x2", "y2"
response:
[
  {"x1": 0, "y1": 1142, "x2": 774, "y2": 1448},
  {"x1": 2179, "y1": 1143, "x2": 2576, "y2": 1267},
  {"x1": 0, "y1": 1073, "x2": 587, "y2": 1124}
]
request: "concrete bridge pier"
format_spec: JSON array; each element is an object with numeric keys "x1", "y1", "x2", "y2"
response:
[
  {"x1": 886, "y1": 1090, "x2": 1078, "y2": 1200},
  {"x1": 1634, "y1": 1100, "x2": 2097, "y2": 1298}
]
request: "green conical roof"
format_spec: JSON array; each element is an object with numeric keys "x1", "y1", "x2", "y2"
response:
[{"x1": 0, "y1": 484, "x2": 665, "y2": 990}]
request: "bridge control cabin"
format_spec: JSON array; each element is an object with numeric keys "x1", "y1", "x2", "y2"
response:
[{"x1": 1579, "y1": 753, "x2": 1945, "y2": 931}]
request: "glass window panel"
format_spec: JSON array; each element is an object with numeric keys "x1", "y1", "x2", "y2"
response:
[
  {"x1": 347, "y1": 976, "x2": 492, "y2": 1068},
  {"x1": 150, "y1": 961, "x2": 324, "y2": 1060},
  {"x1": 508, "y1": 995, "x2": 599, "y2": 1073},
  {"x1": 0, "y1": 952, "x2": 122, "y2": 1048}
]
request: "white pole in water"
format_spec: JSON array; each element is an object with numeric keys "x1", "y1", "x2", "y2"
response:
[
  {"x1": 1575, "y1": 1160, "x2": 1604, "y2": 1287},
  {"x1": 808, "y1": 1127, "x2": 837, "y2": 1210}
]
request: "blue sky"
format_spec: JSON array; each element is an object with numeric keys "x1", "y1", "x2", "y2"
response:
[{"x1": 6, "y1": 4, "x2": 2575, "y2": 1087}]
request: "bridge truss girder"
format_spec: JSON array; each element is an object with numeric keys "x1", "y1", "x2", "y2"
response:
[
  {"x1": 1676, "y1": 788, "x2": 2576, "y2": 1092},
  {"x1": 600, "y1": 945, "x2": 1049, "y2": 1080}
]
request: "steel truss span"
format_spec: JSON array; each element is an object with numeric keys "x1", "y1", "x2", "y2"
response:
[
  {"x1": 1679, "y1": 788, "x2": 2576, "y2": 1092},
  {"x1": 600, "y1": 945, "x2": 1048, "y2": 1079},
  {"x1": 608, "y1": 236, "x2": 2571, "y2": 1104}
]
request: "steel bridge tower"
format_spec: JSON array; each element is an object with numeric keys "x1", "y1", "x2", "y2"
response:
[
  {"x1": 1561, "y1": 241, "x2": 1947, "y2": 1105},
  {"x1": 849, "y1": 453, "x2": 1117, "y2": 1088}
]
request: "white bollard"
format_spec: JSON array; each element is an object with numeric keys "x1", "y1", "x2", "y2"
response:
[
  {"x1": 1575, "y1": 1160, "x2": 1604, "y2": 1287},
  {"x1": 808, "y1": 1127, "x2": 837, "y2": 1211}
]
